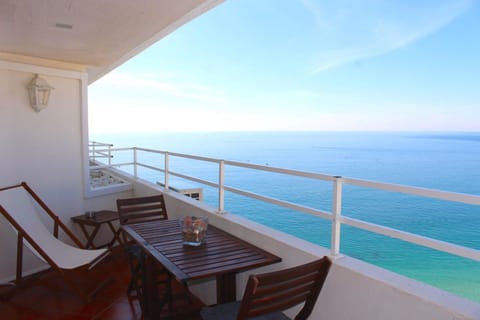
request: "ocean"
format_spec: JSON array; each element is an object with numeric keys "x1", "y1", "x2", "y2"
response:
[{"x1": 91, "y1": 131, "x2": 480, "y2": 301}]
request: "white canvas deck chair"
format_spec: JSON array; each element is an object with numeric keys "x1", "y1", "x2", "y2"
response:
[{"x1": 0, "y1": 182, "x2": 111, "y2": 301}]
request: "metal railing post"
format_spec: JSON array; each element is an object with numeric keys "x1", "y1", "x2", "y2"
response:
[
  {"x1": 107, "y1": 144, "x2": 112, "y2": 166},
  {"x1": 91, "y1": 142, "x2": 96, "y2": 162},
  {"x1": 164, "y1": 152, "x2": 169, "y2": 190},
  {"x1": 331, "y1": 176, "x2": 343, "y2": 257},
  {"x1": 218, "y1": 160, "x2": 225, "y2": 213},
  {"x1": 133, "y1": 147, "x2": 138, "y2": 178}
]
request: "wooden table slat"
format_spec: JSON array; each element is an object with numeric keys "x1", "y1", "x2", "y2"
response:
[
  {"x1": 177, "y1": 254, "x2": 269, "y2": 274},
  {"x1": 167, "y1": 246, "x2": 258, "y2": 263},
  {"x1": 187, "y1": 258, "x2": 275, "y2": 279}
]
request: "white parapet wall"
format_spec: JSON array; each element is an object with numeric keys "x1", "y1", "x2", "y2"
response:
[{"x1": 130, "y1": 179, "x2": 480, "y2": 320}]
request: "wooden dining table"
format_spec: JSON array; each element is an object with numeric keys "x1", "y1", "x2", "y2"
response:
[{"x1": 121, "y1": 219, "x2": 281, "y2": 319}]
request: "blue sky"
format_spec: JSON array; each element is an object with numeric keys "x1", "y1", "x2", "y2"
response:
[{"x1": 89, "y1": 0, "x2": 480, "y2": 133}]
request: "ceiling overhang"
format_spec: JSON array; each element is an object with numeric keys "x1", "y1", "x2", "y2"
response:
[{"x1": 0, "y1": 0, "x2": 223, "y2": 83}]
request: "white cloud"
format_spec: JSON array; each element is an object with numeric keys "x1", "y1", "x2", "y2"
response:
[
  {"x1": 303, "y1": 0, "x2": 475, "y2": 73},
  {"x1": 92, "y1": 71, "x2": 232, "y2": 106}
]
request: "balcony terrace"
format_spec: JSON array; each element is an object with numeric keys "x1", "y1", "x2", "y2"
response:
[{"x1": 83, "y1": 142, "x2": 480, "y2": 319}]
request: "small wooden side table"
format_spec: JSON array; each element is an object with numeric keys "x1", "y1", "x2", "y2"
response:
[{"x1": 71, "y1": 210, "x2": 123, "y2": 249}]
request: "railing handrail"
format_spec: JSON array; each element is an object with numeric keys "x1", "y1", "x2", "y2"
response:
[
  {"x1": 90, "y1": 145, "x2": 480, "y2": 263},
  {"x1": 89, "y1": 141, "x2": 113, "y2": 147},
  {"x1": 344, "y1": 177, "x2": 480, "y2": 206},
  {"x1": 92, "y1": 146, "x2": 480, "y2": 205}
]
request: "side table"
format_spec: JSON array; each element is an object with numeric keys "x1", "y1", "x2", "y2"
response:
[{"x1": 71, "y1": 210, "x2": 123, "y2": 249}]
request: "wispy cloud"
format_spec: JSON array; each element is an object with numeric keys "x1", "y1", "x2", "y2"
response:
[
  {"x1": 301, "y1": 0, "x2": 475, "y2": 73},
  {"x1": 94, "y1": 71, "x2": 232, "y2": 106}
]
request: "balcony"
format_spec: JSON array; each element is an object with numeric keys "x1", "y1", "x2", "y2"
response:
[{"x1": 84, "y1": 141, "x2": 480, "y2": 319}]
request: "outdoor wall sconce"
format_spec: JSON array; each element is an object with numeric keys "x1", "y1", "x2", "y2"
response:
[{"x1": 27, "y1": 74, "x2": 54, "y2": 112}]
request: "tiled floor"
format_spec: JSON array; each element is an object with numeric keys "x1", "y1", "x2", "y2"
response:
[{"x1": 0, "y1": 248, "x2": 204, "y2": 320}]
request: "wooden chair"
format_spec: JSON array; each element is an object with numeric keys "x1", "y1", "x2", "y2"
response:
[
  {"x1": 116, "y1": 194, "x2": 178, "y2": 315},
  {"x1": 200, "y1": 257, "x2": 332, "y2": 320},
  {"x1": 0, "y1": 182, "x2": 111, "y2": 302},
  {"x1": 116, "y1": 195, "x2": 167, "y2": 242}
]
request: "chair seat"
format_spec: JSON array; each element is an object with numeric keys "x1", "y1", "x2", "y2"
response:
[{"x1": 200, "y1": 301, "x2": 290, "y2": 320}]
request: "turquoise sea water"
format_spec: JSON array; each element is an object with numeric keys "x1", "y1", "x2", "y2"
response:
[{"x1": 91, "y1": 131, "x2": 480, "y2": 301}]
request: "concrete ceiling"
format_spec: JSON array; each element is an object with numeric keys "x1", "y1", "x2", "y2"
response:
[{"x1": 0, "y1": 0, "x2": 222, "y2": 83}]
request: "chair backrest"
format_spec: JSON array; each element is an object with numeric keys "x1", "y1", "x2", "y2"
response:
[
  {"x1": 237, "y1": 257, "x2": 332, "y2": 320},
  {"x1": 116, "y1": 194, "x2": 168, "y2": 225}
]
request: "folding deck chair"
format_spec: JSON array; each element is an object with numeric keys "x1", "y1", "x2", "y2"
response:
[{"x1": 0, "y1": 182, "x2": 111, "y2": 302}]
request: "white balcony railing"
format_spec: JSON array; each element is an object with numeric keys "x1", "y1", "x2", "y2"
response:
[
  {"x1": 88, "y1": 141, "x2": 113, "y2": 164},
  {"x1": 89, "y1": 142, "x2": 480, "y2": 262}
]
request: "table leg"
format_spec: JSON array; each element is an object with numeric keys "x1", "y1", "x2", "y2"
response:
[
  {"x1": 106, "y1": 221, "x2": 123, "y2": 247},
  {"x1": 78, "y1": 224, "x2": 100, "y2": 249},
  {"x1": 143, "y1": 254, "x2": 161, "y2": 320},
  {"x1": 216, "y1": 273, "x2": 236, "y2": 304}
]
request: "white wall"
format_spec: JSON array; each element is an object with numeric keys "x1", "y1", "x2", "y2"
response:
[{"x1": 0, "y1": 62, "x2": 103, "y2": 280}]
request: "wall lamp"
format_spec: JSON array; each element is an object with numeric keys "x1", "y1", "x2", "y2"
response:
[{"x1": 27, "y1": 74, "x2": 54, "y2": 112}]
